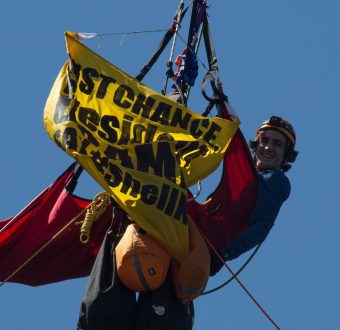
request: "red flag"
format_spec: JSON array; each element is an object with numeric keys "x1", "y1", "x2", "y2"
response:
[{"x1": 0, "y1": 163, "x2": 112, "y2": 286}]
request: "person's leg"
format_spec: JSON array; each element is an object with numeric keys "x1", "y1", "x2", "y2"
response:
[{"x1": 133, "y1": 275, "x2": 194, "y2": 330}]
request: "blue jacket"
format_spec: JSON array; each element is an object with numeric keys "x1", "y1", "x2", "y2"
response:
[{"x1": 222, "y1": 170, "x2": 291, "y2": 261}]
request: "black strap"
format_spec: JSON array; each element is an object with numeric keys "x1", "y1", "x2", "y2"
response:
[{"x1": 200, "y1": 7, "x2": 230, "y2": 118}]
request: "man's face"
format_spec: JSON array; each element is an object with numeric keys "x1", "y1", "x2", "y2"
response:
[{"x1": 255, "y1": 129, "x2": 286, "y2": 171}]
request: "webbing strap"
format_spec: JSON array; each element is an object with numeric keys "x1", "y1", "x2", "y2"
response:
[{"x1": 133, "y1": 255, "x2": 151, "y2": 291}]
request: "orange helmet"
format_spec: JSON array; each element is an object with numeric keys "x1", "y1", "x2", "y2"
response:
[{"x1": 256, "y1": 116, "x2": 296, "y2": 146}]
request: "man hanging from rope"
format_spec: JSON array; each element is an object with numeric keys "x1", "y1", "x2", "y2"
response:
[{"x1": 209, "y1": 116, "x2": 298, "y2": 275}]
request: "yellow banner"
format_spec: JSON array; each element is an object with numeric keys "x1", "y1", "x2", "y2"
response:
[{"x1": 44, "y1": 32, "x2": 239, "y2": 261}]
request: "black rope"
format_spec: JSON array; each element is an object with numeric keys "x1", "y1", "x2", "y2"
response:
[{"x1": 202, "y1": 245, "x2": 261, "y2": 295}]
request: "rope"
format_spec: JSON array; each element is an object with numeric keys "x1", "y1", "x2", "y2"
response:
[
  {"x1": 199, "y1": 228, "x2": 281, "y2": 330},
  {"x1": 79, "y1": 192, "x2": 111, "y2": 244},
  {"x1": 0, "y1": 192, "x2": 110, "y2": 288},
  {"x1": 202, "y1": 244, "x2": 261, "y2": 295}
]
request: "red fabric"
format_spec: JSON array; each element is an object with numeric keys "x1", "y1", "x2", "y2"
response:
[
  {"x1": 188, "y1": 130, "x2": 258, "y2": 250},
  {"x1": 0, "y1": 164, "x2": 112, "y2": 286},
  {"x1": 0, "y1": 125, "x2": 257, "y2": 285}
]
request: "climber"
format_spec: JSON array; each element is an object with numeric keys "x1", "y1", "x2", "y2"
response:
[{"x1": 210, "y1": 115, "x2": 298, "y2": 275}]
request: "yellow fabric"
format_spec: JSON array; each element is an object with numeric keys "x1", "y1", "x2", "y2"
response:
[{"x1": 44, "y1": 32, "x2": 239, "y2": 261}]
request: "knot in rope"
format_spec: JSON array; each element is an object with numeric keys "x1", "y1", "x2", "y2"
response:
[{"x1": 80, "y1": 192, "x2": 111, "y2": 244}]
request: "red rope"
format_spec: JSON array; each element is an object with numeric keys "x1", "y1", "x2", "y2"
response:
[{"x1": 199, "y1": 228, "x2": 281, "y2": 330}]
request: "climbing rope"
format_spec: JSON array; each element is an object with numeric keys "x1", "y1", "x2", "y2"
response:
[{"x1": 79, "y1": 192, "x2": 111, "y2": 244}]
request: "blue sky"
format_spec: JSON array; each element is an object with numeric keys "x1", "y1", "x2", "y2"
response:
[{"x1": 1, "y1": 1, "x2": 339, "y2": 329}]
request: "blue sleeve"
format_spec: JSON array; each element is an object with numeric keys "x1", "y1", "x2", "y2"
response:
[{"x1": 222, "y1": 170, "x2": 291, "y2": 260}]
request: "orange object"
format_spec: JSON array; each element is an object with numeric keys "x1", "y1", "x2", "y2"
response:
[
  {"x1": 172, "y1": 217, "x2": 210, "y2": 301},
  {"x1": 115, "y1": 223, "x2": 171, "y2": 292}
]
